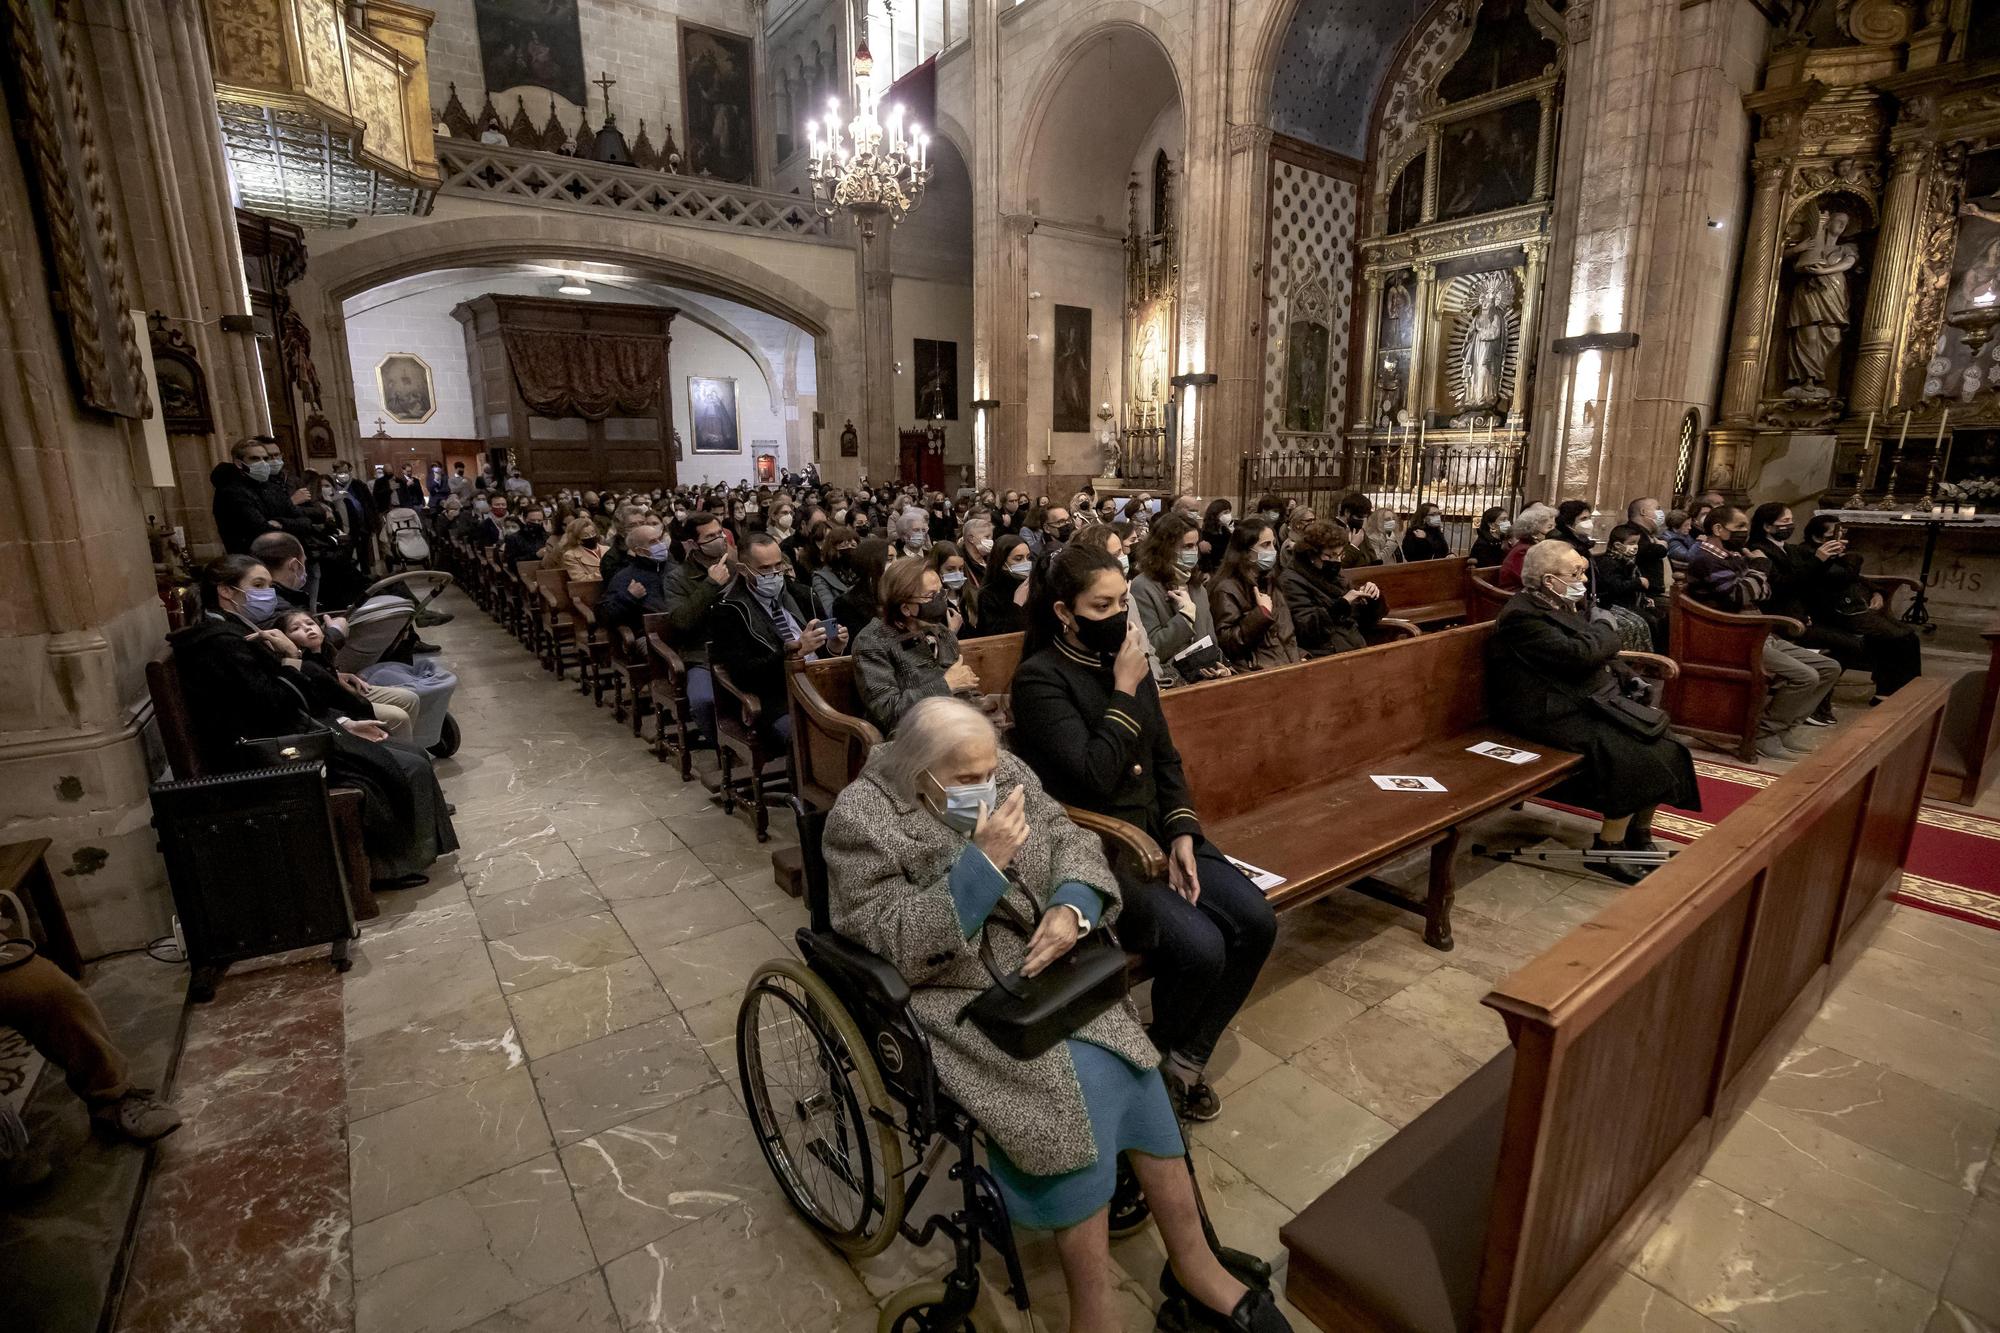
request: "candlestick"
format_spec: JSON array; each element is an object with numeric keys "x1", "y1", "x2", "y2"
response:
[
  {"x1": 1883, "y1": 409, "x2": 1912, "y2": 504},
  {"x1": 1933, "y1": 408, "x2": 1952, "y2": 497},
  {"x1": 1848, "y1": 408, "x2": 1878, "y2": 507}
]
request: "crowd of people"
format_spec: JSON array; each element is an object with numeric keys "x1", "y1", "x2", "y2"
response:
[{"x1": 170, "y1": 445, "x2": 1931, "y2": 1332}]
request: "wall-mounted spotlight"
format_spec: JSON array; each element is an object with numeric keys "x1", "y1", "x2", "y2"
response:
[{"x1": 558, "y1": 275, "x2": 592, "y2": 296}]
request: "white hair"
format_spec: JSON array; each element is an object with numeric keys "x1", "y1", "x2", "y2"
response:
[
  {"x1": 1514, "y1": 503, "x2": 1559, "y2": 539},
  {"x1": 1521, "y1": 538, "x2": 1582, "y2": 588},
  {"x1": 878, "y1": 697, "x2": 996, "y2": 803}
]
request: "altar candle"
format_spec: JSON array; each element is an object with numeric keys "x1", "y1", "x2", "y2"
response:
[
  {"x1": 1937, "y1": 408, "x2": 1952, "y2": 480},
  {"x1": 1896, "y1": 410, "x2": 1912, "y2": 451},
  {"x1": 1860, "y1": 409, "x2": 1874, "y2": 452}
]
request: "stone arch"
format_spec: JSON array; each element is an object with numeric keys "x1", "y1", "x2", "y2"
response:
[
  {"x1": 1003, "y1": 7, "x2": 1188, "y2": 215},
  {"x1": 311, "y1": 211, "x2": 841, "y2": 337}
]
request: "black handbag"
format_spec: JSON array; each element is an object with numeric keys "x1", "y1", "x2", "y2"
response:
[
  {"x1": 957, "y1": 894, "x2": 1129, "y2": 1060},
  {"x1": 1586, "y1": 679, "x2": 1669, "y2": 739},
  {"x1": 235, "y1": 729, "x2": 334, "y2": 767}
]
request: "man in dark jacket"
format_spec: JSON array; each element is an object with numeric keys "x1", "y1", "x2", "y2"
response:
[
  {"x1": 661, "y1": 512, "x2": 735, "y2": 740},
  {"x1": 708, "y1": 533, "x2": 840, "y2": 749},
  {"x1": 502, "y1": 501, "x2": 550, "y2": 568},
  {"x1": 210, "y1": 436, "x2": 304, "y2": 554},
  {"x1": 596, "y1": 520, "x2": 677, "y2": 629},
  {"x1": 473, "y1": 495, "x2": 508, "y2": 548},
  {"x1": 1686, "y1": 505, "x2": 1838, "y2": 759}
]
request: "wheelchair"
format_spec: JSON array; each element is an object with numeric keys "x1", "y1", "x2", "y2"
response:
[{"x1": 735, "y1": 800, "x2": 1274, "y2": 1333}]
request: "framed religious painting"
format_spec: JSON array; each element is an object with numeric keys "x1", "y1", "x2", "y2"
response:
[
  {"x1": 688, "y1": 375, "x2": 741, "y2": 453},
  {"x1": 473, "y1": 0, "x2": 586, "y2": 104},
  {"x1": 679, "y1": 22, "x2": 756, "y2": 184},
  {"x1": 1051, "y1": 304, "x2": 1092, "y2": 433},
  {"x1": 1435, "y1": 98, "x2": 1540, "y2": 222},
  {"x1": 376, "y1": 353, "x2": 437, "y2": 424}
]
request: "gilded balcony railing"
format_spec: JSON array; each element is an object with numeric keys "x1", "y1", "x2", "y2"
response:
[{"x1": 207, "y1": 0, "x2": 439, "y2": 228}]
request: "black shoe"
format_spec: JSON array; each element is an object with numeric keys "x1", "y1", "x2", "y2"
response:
[
  {"x1": 1805, "y1": 701, "x2": 1838, "y2": 725},
  {"x1": 410, "y1": 637, "x2": 443, "y2": 654},
  {"x1": 414, "y1": 608, "x2": 454, "y2": 626},
  {"x1": 1621, "y1": 823, "x2": 1661, "y2": 855},
  {"x1": 1165, "y1": 1068, "x2": 1222, "y2": 1123},
  {"x1": 1165, "y1": 1285, "x2": 1292, "y2": 1332},
  {"x1": 1160, "y1": 1246, "x2": 1274, "y2": 1311},
  {"x1": 371, "y1": 873, "x2": 430, "y2": 890}
]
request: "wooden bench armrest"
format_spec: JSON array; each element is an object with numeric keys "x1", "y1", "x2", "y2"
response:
[
  {"x1": 1618, "y1": 651, "x2": 1680, "y2": 681},
  {"x1": 712, "y1": 662, "x2": 762, "y2": 725},
  {"x1": 791, "y1": 673, "x2": 881, "y2": 747},
  {"x1": 1861, "y1": 573, "x2": 1921, "y2": 595},
  {"x1": 1375, "y1": 617, "x2": 1422, "y2": 640},
  {"x1": 1061, "y1": 805, "x2": 1166, "y2": 881}
]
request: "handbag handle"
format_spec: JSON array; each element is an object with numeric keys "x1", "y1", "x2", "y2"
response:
[
  {"x1": 0, "y1": 889, "x2": 29, "y2": 941},
  {"x1": 971, "y1": 892, "x2": 1042, "y2": 1000}
]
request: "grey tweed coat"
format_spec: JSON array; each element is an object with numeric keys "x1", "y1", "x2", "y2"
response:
[{"x1": 825, "y1": 747, "x2": 1160, "y2": 1178}]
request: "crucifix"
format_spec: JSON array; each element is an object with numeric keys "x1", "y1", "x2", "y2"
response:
[
  {"x1": 593, "y1": 71, "x2": 617, "y2": 121},
  {"x1": 372, "y1": 416, "x2": 388, "y2": 437}
]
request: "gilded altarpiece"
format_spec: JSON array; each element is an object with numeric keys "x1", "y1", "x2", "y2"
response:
[
  {"x1": 1337, "y1": 0, "x2": 1563, "y2": 520},
  {"x1": 1709, "y1": 0, "x2": 2000, "y2": 505}
]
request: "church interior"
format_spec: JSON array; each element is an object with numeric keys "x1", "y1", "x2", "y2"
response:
[{"x1": 3, "y1": 0, "x2": 2000, "y2": 1329}]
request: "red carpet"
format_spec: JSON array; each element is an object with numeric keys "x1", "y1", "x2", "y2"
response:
[{"x1": 1537, "y1": 759, "x2": 2000, "y2": 932}]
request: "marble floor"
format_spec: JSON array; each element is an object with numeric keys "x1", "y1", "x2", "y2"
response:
[{"x1": 134, "y1": 590, "x2": 2000, "y2": 1333}]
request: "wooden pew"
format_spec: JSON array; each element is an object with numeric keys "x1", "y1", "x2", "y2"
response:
[
  {"x1": 1280, "y1": 676, "x2": 1947, "y2": 1333},
  {"x1": 145, "y1": 646, "x2": 377, "y2": 922},
  {"x1": 1149, "y1": 625, "x2": 1582, "y2": 948},
  {"x1": 1661, "y1": 591, "x2": 1802, "y2": 763},
  {"x1": 1464, "y1": 567, "x2": 1511, "y2": 624},
  {"x1": 1929, "y1": 613, "x2": 2000, "y2": 806},
  {"x1": 1365, "y1": 558, "x2": 1477, "y2": 628}
]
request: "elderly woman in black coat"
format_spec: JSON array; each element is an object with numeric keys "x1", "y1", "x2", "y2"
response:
[{"x1": 1486, "y1": 541, "x2": 1699, "y2": 883}]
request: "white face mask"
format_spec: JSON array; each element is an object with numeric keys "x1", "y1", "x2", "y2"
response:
[
  {"x1": 1550, "y1": 577, "x2": 1586, "y2": 602},
  {"x1": 1575, "y1": 518, "x2": 1596, "y2": 538},
  {"x1": 1497, "y1": 520, "x2": 1512, "y2": 535}
]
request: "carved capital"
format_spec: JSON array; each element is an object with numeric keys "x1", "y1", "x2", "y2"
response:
[
  {"x1": 1226, "y1": 123, "x2": 1274, "y2": 155},
  {"x1": 1565, "y1": 0, "x2": 1594, "y2": 44}
]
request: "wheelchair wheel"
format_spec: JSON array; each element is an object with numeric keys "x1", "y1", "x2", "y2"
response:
[
  {"x1": 738, "y1": 958, "x2": 907, "y2": 1258},
  {"x1": 877, "y1": 1280, "x2": 978, "y2": 1333},
  {"x1": 428, "y1": 713, "x2": 461, "y2": 759}
]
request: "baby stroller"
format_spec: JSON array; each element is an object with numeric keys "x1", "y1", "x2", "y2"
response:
[
  {"x1": 334, "y1": 579, "x2": 460, "y2": 758},
  {"x1": 382, "y1": 506, "x2": 432, "y2": 572}
]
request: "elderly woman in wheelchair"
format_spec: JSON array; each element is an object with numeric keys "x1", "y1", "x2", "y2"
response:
[{"x1": 815, "y1": 696, "x2": 1289, "y2": 1333}]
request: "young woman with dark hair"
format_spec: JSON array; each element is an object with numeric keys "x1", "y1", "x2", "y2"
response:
[
  {"x1": 1208, "y1": 519, "x2": 1301, "y2": 671},
  {"x1": 1010, "y1": 544, "x2": 1276, "y2": 1122}
]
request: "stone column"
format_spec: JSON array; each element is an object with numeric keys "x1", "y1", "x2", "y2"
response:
[
  {"x1": 971, "y1": 0, "x2": 1027, "y2": 487},
  {"x1": 1172, "y1": 0, "x2": 1237, "y2": 503},
  {"x1": 1198, "y1": 122, "x2": 1273, "y2": 503},
  {"x1": 1719, "y1": 157, "x2": 1790, "y2": 425},
  {"x1": 854, "y1": 221, "x2": 899, "y2": 485},
  {"x1": 1850, "y1": 137, "x2": 1935, "y2": 413},
  {"x1": 748, "y1": 0, "x2": 776, "y2": 188}
]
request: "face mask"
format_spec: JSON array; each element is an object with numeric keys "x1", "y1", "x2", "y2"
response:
[
  {"x1": 582, "y1": 537, "x2": 600, "y2": 550},
  {"x1": 1116, "y1": 553, "x2": 1130, "y2": 573},
  {"x1": 1068, "y1": 608, "x2": 1127, "y2": 656},
  {"x1": 647, "y1": 540, "x2": 672, "y2": 561},
  {"x1": 1255, "y1": 548, "x2": 1278, "y2": 571},
  {"x1": 745, "y1": 504, "x2": 760, "y2": 516},
  {"x1": 1614, "y1": 545, "x2": 1639, "y2": 560},
  {"x1": 1054, "y1": 522, "x2": 1075, "y2": 541},
  {"x1": 246, "y1": 460, "x2": 277, "y2": 483},
  {"x1": 241, "y1": 586, "x2": 281, "y2": 623},
  {"x1": 941, "y1": 570, "x2": 967, "y2": 590},
  {"x1": 1574, "y1": 518, "x2": 1595, "y2": 538},
  {"x1": 1260, "y1": 510, "x2": 1280, "y2": 522},
  {"x1": 1379, "y1": 520, "x2": 1398, "y2": 537},
  {"x1": 915, "y1": 592, "x2": 950, "y2": 624},
  {"x1": 1005, "y1": 560, "x2": 1032, "y2": 580},
  {"x1": 697, "y1": 535, "x2": 729, "y2": 560},
  {"x1": 502, "y1": 519, "x2": 521, "y2": 536},
  {"x1": 1176, "y1": 548, "x2": 1199, "y2": 571},
  {"x1": 775, "y1": 516, "x2": 793, "y2": 532},
  {"x1": 1220, "y1": 515, "x2": 1235, "y2": 531},
  {"x1": 1346, "y1": 517, "x2": 1363, "y2": 532},
  {"x1": 1770, "y1": 525, "x2": 1794, "y2": 541},
  {"x1": 1723, "y1": 531, "x2": 1750, "y2": 551},
  {"x1": 1497, "y1": 521, "x2": 1512, "y2": 535},
  {"x1": 1426, "y1": 514, "x2": 1443, "y2": 528},
  {"x1": 753, "y1": 571, "x2": 786, "y2": 600},
  {"x1": 333, "y1": 472, "x2": 351, "y2": 485},
  {"x1": 1557, "y1": 579, "x2": 1587, "y2": 602},
  {"x1": 1654, "y1": 508, "x2": 1667, "y2": 527},
  {"x1": 933, "y1": 778, "x2": 996, "y2": 835},
  {"x1": 674, "y1": 509, "x2": 689, "y2": 522}
]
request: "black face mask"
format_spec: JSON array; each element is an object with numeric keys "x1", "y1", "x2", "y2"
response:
[
  {"x1": 1346, "y1": 517, "x2": 1364, "y2": 532},
  {"x1": 915, "y1": 592, "x2": 950, "y2": 624},
  {"x1": 1723, "y1": 531, "x2": 1750, "y2": 551},
  {"x1": 1068, "y1": 608, "x2": 1127, "y2": 656},
  {"x1": 581, "y1": 536, "x2": 600, "y2": 549},
  {"x1": 1769, "y1": 525, "x2": 1794, "y2": 542},
  {"x1": 1054, "y1": 522, "x2": 1075, "y2": 542}
]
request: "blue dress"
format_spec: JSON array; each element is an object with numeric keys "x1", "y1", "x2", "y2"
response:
[{"x1": 947, "y1": 846, "x2": 1185, "y2": 1231}]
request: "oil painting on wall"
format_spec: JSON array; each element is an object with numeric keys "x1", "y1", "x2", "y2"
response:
[
  {"x1": 1436, "y1": 98, "x2": 1540, "y2": 221},
  {"x1": 680, "y1": 23, "x2": 756, "y2": 184},
  {"x1": 473, "y1": 0, "x2": 586, "y2": 104},
  {"x1": 688, "y1": 374, "x2": 741, "y2": 453},
  {"x1": 1052, "y1": 304, "x2": 1092, "y2": 433}
]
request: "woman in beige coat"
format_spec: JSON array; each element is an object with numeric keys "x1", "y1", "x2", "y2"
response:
[
  {"x1": 554, "y1": 515, "x2": 604, "y2": 584},
  {"x1": 825, "y1": 698, "x2": 1287, "y2": 1333}
]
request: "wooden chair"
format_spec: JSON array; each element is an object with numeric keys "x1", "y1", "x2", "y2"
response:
[
  {"x1": 643, "y1": 612, "x2": 696, "y2": 776},
  {"x1": 1929, "y1": 614, "x2": 2000, "y2": 806},
  {"x1": 567, "y1": 580, "x2": 611, "y2": 704},
  {"x1": 1662, "y1": 591, "x2": 1803, "y2": 763},
  {"x1": 145, "y1": 646, "x2": 377, "y2": 922},
  {"x1": 1281, "y1": 679, "x2": 1948, "y2": 1333},
  {"x1": 1463, "y1": 567, "x2": 1512, "y2": 624},
  {"x1": 610, "y1": 623, "x2": 653, "y2": 734},
  {"x1": 509, "y1": 558, "x2": 541, "y2": 646},
  {"x1": 712, "y1": 660, "x2": 791, "y2": 842}
]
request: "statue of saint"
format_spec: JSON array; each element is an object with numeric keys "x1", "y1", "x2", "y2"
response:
[
  {"x1": 1457, "y1": 276, "x2": 1513, "y2": 412},
  {"x1": 1783, "y1": 206, "x2": 1858, "y2": 400}
]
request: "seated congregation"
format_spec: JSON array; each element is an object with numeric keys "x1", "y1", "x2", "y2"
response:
[{"x1": 15, "y1": 445, "x2": 1937, "y2": 1332}]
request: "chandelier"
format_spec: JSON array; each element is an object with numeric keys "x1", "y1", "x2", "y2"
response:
[{"x1": 807, "y1": 26, "x2": 931, "y2": 238}]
